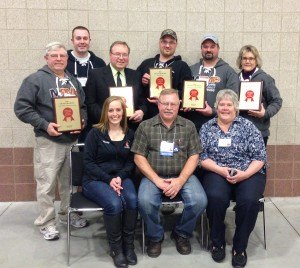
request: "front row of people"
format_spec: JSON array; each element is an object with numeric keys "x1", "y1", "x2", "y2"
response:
[{"x1": 83, "y1": 89, "x2": 267, "y2": 268}]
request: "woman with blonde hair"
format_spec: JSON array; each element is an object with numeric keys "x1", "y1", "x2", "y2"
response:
[{"x1": 83, "y1": 96, "x2": 137, "y2": 268}]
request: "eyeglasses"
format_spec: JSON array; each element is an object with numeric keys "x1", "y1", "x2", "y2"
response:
[
  {"x1": 160, "y1": 40, "x2": 177, "y2": 46},
  {"x1": 242, "y1": 57, "x2": 256, "y2": 62},
  {"x1": 158, "y1": 101, "x2": 179, "y2": 108},
  {"x1": 111, "y1": 52, "x2": 129, "y2": 58},
  {"x1": 47, "y1": 54, "x2": 67, "y2": 59}
]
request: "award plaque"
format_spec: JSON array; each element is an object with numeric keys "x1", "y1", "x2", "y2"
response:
[
  {"x1": 149, "y1": 68, "x2": 172, "y2": 98},
  {"x1": 109, "y1": 86, "x2": 134, "y2": 117},
  {"x1": 182, "y1": 80, "x2": 206, "y2": 109},
  {"x1": 239, "y1": 81, "x2": 263, "y2": 110},
  {"x1": 53, "y1": 97, "x2": 82, "y2": 132}
]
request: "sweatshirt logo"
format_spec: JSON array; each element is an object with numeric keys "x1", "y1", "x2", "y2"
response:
[{"x1": 209, "y1": 76, "x2": 221, "y2": 84}]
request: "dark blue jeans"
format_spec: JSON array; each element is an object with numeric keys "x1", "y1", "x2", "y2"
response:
[
  {"x1": 83, "y1": 178, "x2": 138, "y2": 215},
  {"x1": 202, "y1": 171, "x2": 266, "y2": 252},
  {"x1": 138, "y1": 175, "x2": 207, "y2": 241}
]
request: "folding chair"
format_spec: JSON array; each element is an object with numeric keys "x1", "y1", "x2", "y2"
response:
[
  {"x1": 67, "y1": 143, "x2": 104, "y2": 266},
  {"x1": 141, "y1": 195, "x2": 183, "y2": 254},
  {"x1": 200, "y1": 197, "x2": 266, "y2": 250}
]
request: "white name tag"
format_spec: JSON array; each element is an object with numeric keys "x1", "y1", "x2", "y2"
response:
[
  {"x1": 160, "y1": 141, "x2": 174, "y2": 156},
  {"x1": 77, "y1": 77, "x2": 87, "y2": 87},
  {"x1": 218, "y1": 138, "x2": 231, "y2": 147}
]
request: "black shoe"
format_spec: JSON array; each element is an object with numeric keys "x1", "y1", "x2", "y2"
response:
[
  {"x1": 111, "y1": 250, "x2": 128, "y2": 268},
  {"x1": 211, "y1": 246, "x2": 225, "y2": 263},
  {"x1": 232, "y1": 250, "x2": 247, "y2": 267},
  {"x1": 171, "y1": 230, "x2": 191, "y2": 255},
  {"x1": 124, "y1": 248, "x2": 137, "y2": 265},
  {"x1": 161, "y1": 204, "x2": 177, "y2": 215},
  {"x1": 146, "y1": 240, "x2": 162, "y2": 258}
]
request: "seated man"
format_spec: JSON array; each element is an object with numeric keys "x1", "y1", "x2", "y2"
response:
[{"x1": 131, "y1": 89, "x2": 207, "y2": 257}]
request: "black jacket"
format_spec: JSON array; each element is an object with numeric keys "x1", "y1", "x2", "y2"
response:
[
  {"x1": 83, "y1": 128, "x2": 135, "y2": 184},
  {"x1": 137, "y1": 55, "x2": 192, "y2": 119},
  {"x1": 86, "y1": 65, "x2": 146, "y2": 130}
]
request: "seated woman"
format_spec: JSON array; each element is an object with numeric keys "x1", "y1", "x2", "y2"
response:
[
  {"x1": 83, "y1": 96, "x2": 137, "y2": 268},
  {"x1": 199, "y1": 89, "x2": 267, "y2": 268}
]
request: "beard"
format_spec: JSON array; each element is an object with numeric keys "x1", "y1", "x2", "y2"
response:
[{"x1": 203, "y1": 52, "x2": 214, "y2": 60}]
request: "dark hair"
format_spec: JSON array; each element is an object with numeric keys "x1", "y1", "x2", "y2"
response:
[
  {"x1": 109, "y1": 41, "x2": 130, "y2": 55},
  {"x1": 72, "y1": 26, "x2": 90, "y2": 38},
  {"x1": 93, "y1": 96, "x2": 128, "y2": 133}
]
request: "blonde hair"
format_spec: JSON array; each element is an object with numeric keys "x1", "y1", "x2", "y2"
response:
[
  {"x1": 93, "y1": 96, "x2": 128, "y2": 133},
  {"x1": 236, "y1": 45, "x2": 262, "y2": 69}
]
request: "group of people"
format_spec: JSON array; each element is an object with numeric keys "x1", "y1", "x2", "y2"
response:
[{"x1": 14, "y1": 26, "x2": 282, "y2": 268}]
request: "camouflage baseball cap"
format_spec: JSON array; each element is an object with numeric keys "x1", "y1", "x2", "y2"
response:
[{"x1": 160, "y1": 29, "x2": 177, "y2": 41}]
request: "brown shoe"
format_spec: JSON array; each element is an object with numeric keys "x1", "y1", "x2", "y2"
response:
[
  {"x1": 146, "y1": 240, "x2": 162, "y2": 258},
  {"x1": 171, "y1": 230, "x2": 191, "y2": 255}
]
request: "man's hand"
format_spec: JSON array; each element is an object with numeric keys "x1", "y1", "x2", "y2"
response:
[
  {"x1": 141, "y1": 73, "x2": 150, "y2": 86},
  {"x1": 47, "y1": 122, "x2": 62, "y2": 136},
  {"x1": 163, "y1": 178, "x2": 184, "y2": 199},
  {"x1": 248, "y1": 104, "x2": 265, "y2": 118},
  {"x1": 195, "y1": 101, "x2": 213, "y2": 116},
  {"x1": 147, "y1": 97, "x2": 159, "y2": 105},
  {"x1": 70, "y1": 119, "x2": 85, "y2": 134},
  {"x1": 129, "y1": 109, "x2": 144, "y2": 123},
  {"x1": 155, "y1": 178, "x2": 170, "y2": 191}
]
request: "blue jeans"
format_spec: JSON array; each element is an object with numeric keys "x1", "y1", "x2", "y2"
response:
[
  {"x1": 138, "y1": 175, "x2": 207, "y2": 241},
  {"x1": 83, "y1": 178, "x2": 137, "y2": 216},
  {"x1": 202, "y1": 171, "x2": 266, "y2": 252}
]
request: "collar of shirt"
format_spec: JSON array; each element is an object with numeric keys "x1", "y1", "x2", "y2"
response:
[
  {"x1": 152, "y1": 114, "x2": 185, "y2": 128},
  {"x1": 110, "y1": 64, "x2": 125, "y2": 85}
]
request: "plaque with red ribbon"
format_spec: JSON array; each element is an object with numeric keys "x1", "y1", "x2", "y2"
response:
[
  {"x1": 238, "y1": 81, "x2": 263, "y2": 110},
  {"x1": 53, "y1": 96, "x2": 82, "y2": 132},
  {"x1": 182, "y1": 80, "x2": 206, "y2": 109},
  {"x1": 149, "y1": 68, "x2": 172, "y2": 98}
]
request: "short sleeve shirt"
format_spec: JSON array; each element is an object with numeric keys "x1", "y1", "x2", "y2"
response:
[
  {"x1": 199, "y1": 116, "x2": 267, "y2": 173},
  {"x1": 131, "y1": 115, "x2": 201, "y2": 177}
]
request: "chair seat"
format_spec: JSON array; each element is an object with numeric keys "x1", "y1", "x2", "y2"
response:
[{"x1": 70, "y1": 192, "x2": 104, "y2": 210}]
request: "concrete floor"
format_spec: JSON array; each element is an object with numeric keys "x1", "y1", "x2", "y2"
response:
[{"x1": 0, "y1": 197, "x2": 300, "y2": 268}]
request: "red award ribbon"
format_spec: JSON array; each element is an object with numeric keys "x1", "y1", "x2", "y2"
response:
[
  {"x1": 156, "y1": 77, "x2": 165, "y2": 89},
  {"x1": 63, "y1": 107, "x2": 74, "y2": 121},
  {"x1": 245, "y1": 90, "x2": 254, "y2": 102},
  {"x1": 189, "y1": 89, "x2": 199, "y2": 100}
]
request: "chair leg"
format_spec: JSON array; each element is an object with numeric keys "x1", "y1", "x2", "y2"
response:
[
  {"x1": 262, "y1": 203, "x2": 267, "y2": 250},
  {"x1": 67, "y1": 210, "x2": 71, "y2": 266},
  {"x1": 142, "y1": 219, "x2": 145, "y2": 254}
]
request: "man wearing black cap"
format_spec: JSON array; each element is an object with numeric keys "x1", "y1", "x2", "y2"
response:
[
  {"x1": 137, "y1": 29, "x2": 192, "y2": 119},
  {"x1": 189, "y1": 34, "x2": 239, "y2": 131}
]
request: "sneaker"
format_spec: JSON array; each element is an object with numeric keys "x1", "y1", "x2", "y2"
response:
[
  {"x1": 146, "y1": 240, "x2": 162, "y2": 258},
  {"x1": 171, "y1": 230, "x2": 191, "y2": 255},
  {"x1": 40, "y1": 225, "x2": 59, "y2": 241},
  {"x1": 232, "y1": 250, "x2": 247, "y2": 267},
  {"x1": 161, "y1": 204, "x2": 178, "y2": 215},
  {"x1": 211, "y1": 246, "x2": 226, "y2": 263},
  {"x1": 59, "y1": 213, "x2": 88, "y2": 228}
]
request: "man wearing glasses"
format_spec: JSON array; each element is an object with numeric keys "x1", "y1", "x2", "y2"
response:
[
  {"x1": 86, "y1": 41, "x2": 146, "y2": 131},
  {"x1": 137, "y1": 29, "x2": 192, "y2": 119},
  {"x1": 14, "y1": 42, "x2": 88, "y2": 241},
  {"x1": 131, "y1": 89, "x2": 207, "y2": 258},
  {"x1": 189, "y1": 34, "x2": 239, "y2": 131}
]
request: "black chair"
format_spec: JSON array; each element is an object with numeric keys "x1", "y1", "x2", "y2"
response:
[
  {"x1": 141, "y1": 195, "x2": 183, "y2": 254},
  {"x1": 67, "y1": 143, "x2": 104, "y2": 266},
  {"x1": 200, "y1": 197, "x2": 266, "y2": 250}
]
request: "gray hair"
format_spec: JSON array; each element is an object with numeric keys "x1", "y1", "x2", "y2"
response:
[
  {"x1": 159, "y1": 88, "x2": 179, "y2": 100},
  {"x1": 45, "y1": 42, "x2": 67, "y2": 55},
  {"x1": 236, "y1": 45, "x2": 262, "y2": 69},
  {"x1": 214, "y1": 89, "x2": 239, "y2": 114}
]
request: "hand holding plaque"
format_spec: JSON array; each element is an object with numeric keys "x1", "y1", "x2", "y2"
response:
[
  {"x1": 53, "y1": 97, "x2": 82, "y2": 132},
  {"x1": 149, "y1": 68, "x2": 172, "y2": 98},
  {"x1": 182, "y1": 81, "x2": 206, "y2": 109}
]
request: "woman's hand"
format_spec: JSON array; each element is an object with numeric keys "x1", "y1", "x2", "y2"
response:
[
  {"x1": 109, "y1": 177, "x2": 123, "y2": 196},
  {"x1": 226, "y1": 169, "x2": 247, "y2": 184}
]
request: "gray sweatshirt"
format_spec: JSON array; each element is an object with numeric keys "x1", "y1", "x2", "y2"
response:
[{"x1": 14, "y1": 65, "x2": 87, "y2": 143}]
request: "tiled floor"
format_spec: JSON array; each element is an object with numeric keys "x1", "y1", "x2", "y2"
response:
[{"x1": 1, "y1": 197, "x2": 300, "y2": 268}]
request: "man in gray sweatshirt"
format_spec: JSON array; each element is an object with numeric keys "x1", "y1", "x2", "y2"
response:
[
  {"x1": 189, "y1": 34, "x2": 240, "y2": 131},
  {"x1": 14, "y1": 42, "x2": 88, "y2": 241}
]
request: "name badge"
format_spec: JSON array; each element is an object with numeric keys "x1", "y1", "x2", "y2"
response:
[
  {"x1": 160, "y1": 141, "x2": 174, "y2": 156},
  {"x1": 218, "y1": 138, "x2": 231, "y2": 147},
  {"x1": 77, "y1": 77, "x2": 87, "y2": 87}
]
